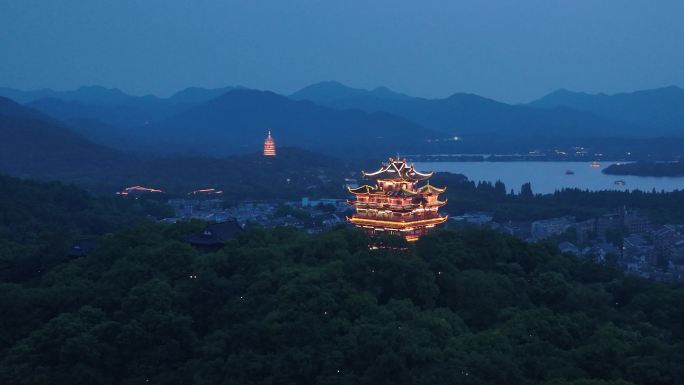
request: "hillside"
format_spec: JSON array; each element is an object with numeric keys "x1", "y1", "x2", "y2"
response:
[
  {"x1": 0, "y1": 85, "x2": 237, "y2": 107},
  {"x1": 167, "y1": 86, "x2": 239, "y2": 104},
  {"x1": 0, "y1": 174, "x2": 170, "y2": 243},
  {"x1": 0, "y1": 97, "x2": 124, "y2": 183},
  {"x1": 529, "y1": 86, "x2": 684, "y2": 136},
  {"x1": 291, "y1": 82, "x2": 645, "y2": 140},
  {"x1": 0, "y1": 85, "x2": 157, "y2": 105},
  {"x1": 3, "y1": 86, "x2": 240, "y2": 147},
  {"x1": 138, "y1": 89, "x2": 440, "y2": 156},
  {"x1": 11, "y1": 83, "x2": 678, "y2": 157},
  {"x1": 290, "y1": 81, "x2": 412, "y2": 104},
  {"x1": 0, "y1": 174, "x2": 171, "y2": 286},
  {"x1": 1, "y1": 224, "x2": 683, "y2": 384},
  {"x1": 123, "y1": 147, "x2": 353, "y2": 199},
  {"x1": 26, "y1": 97, "x2": 178, "y2": 131},
  {"x1": 0, "y1": 97, "x2": 356, "y2": 196},
  {"x1": 604, "y1": 161, "x2": 684, "y2": 177},
  {"x1": 10, "y1": 83, "x2": 684, "y2": 157}
]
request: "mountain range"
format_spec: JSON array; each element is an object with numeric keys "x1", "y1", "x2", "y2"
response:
[
  {"x1": 0, "y1": 97, "x2": 122, "y2": 182},
  {"x1": 528, "y1": 86, "x2": 684, "y2": 136},
  {"x1": 0, "y1": 96, "x2": 354, "y2": 195},
  {"x1": 1, "y1": 82, "x2": 683, "y2": 159},
  {"x1": 290, "y1": 82, "x2": 684, "y2": 139},
  {"x1": 290, "y1": 80, "x2": 413, "y2": 104},
  {"x1": 1, "y1": 85, "x2": 238, "y2": 129},
  {"x1": 0, "y1": 85, "x2": 237, "y2": 106},
  {"x1": 134, "y1": 89, "x2": 438, "y2": 156}
]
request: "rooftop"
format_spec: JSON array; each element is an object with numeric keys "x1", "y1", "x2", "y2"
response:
[{"x1": 362, "y1": 157, "x2": 433, "y2": 181}]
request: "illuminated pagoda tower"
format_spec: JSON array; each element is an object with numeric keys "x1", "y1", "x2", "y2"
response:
[
  {"x1": 347, "y1": 157, "x2": 447, "y2": 242},
  {"x1": 263, "y1": 130, "x2": 276, "y2": 156}
]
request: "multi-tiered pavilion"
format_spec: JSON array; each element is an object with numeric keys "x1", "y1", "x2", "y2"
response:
[
  {"x1": 347, "y1": 157, "x2": 447, "y2": 242},
  {"x1": 263, "y1": 131, "x2": 276, "y2": 156}
]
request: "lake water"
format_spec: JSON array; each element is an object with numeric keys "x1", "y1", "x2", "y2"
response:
[{"x1": 414, "y1": 161, "x2": 684, "y2": 194}]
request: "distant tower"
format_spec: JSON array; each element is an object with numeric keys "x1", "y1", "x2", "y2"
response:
[{"x1": 263, "y1": 131, "x2": 276, "y2": 156}]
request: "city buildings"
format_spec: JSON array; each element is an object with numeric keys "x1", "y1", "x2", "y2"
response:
[{"x1": 531, "y1": 216, "x2": 575, "y2": 240}]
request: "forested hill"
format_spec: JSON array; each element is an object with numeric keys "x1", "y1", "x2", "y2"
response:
[
  {"x1": 0, "y1": 97, "x2": 124, "y2": 183},
  {"x1": 603, "y1": 161, "x2": 684, "y2": 177},
  {"x1": 0, "y1": 174, "x2": 171, "y2": 284},
  {"x1": 0, "y1": 174, "x2": 171, "y2": 243},
  {"x1": 0, "y1": 94, "x2": 354, "y2": 196},
  {"x1": 1, "y1": 223, "x2": 683, "y2": 384}
]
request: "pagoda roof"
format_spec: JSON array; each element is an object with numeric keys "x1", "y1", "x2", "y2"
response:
[
  {"x1": 363, "y1": 157, "x2": 433, "y2": 181},
  {"x1": 186, "y1": 220, "x2": 243, "y2": 247},
  {"x1": 386, "y1": 188, "x2": 419, "y2": 198},
  {"x1": 348, "y1": 185, "x2": 378, "y2": 194},
  {"x1": 417, "y1": 183, "x2": 446, "y2": 194}
]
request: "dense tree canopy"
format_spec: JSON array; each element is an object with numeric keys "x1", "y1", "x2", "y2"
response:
[
  {"x1": 0, "y1": 175, "x2": 171, "y2": 242},
  {"x1": 2, "y1": 222, "x2": 683, "y2": 385},
  {"x1": 0, "y1": 174, "x2": 171, "y2": 283}
]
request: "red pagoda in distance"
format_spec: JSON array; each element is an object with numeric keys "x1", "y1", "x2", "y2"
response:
[
  {"x1": 347, "y1": 157, "x2": 447, "y2": 242},
  {"x1": 263, "y1": 130, "x2": 276, "y2": 156}
]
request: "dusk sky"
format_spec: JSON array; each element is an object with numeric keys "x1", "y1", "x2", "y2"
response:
[{"x1": 1, "y1": 0, "x2": 683, "y2": 103}]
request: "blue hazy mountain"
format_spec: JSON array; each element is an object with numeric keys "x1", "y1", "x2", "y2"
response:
[
  {"x1": 0, "y1": 96, "x2": 355, "y2": 194},
  {"x1": 138, "y1": 89, "x2": 440, "y2": 156},
  {"x1": 167, "y1": 86, "x2": 240, "y2": 104},
  {"x1": 26, "y1": 97, "x2": 170, "y2": 129},
  {"x1": 291, "y1": 82, "x2": 642, "y2": 138},
  {"x1": 2, "y1": 85, "x2": 440, "y2": 156},
  {"x1": 10, "y1": 82, "x2": 682, "y2": 158},
  {"x1": 0, "y1": 97, "x2": 122, "y2": 179},
  {"x1": 2, "y1": 85, "x2": 241, "y2": 130},
  {"x1": 0, "y1": 95, "x2": 52, "y2": 121},
  {"x1": 7, "y1": 86, "x2": 243, "y2": 150},
  {"x1": 0, "y1": 85, "x2": 156, "y2": 105},
  {"x1": 290, "y1": 81, "x2": 413, "y2": 104},
  {"x1": 0, "y1": 85, "x2": 242, "y2": 107},
  {"x1": 12, "y1": 86, "x2": 177, "y2": 132},
  {"x1": 0, "y1": 87, "x2": 61, "y2": 104},
  {"x1": 529, "y1": 86, "x2": 684, "y2": 136}
]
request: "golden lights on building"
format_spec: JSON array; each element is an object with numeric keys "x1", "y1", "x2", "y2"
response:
[
  {"x1": 263, "y1": 131, "x2": 276, "y2": 156},
  {"x1": 347, "y1": 157, "x2": 447, "y2": 242},
  {"x1": 116, "y1": 185, "x2": 163, "y2": 196}
]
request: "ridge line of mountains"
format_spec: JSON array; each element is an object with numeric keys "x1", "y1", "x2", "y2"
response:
[{"x1": 1, "y1": 81, "x2": 683, "y2": 188}]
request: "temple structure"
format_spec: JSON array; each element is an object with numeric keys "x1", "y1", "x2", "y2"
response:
[
  {"x1": 263, "y1": 131, "x2": 276, "y2": 156},
  {"x1": 347, "y1": 157, "x2": 447, "y2": 242}
]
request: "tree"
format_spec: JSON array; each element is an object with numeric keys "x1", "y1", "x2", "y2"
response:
[
  {"x1": 494, "y1": 180, "x2": 507, "y2": 199},
  {"x1": 520, "y1": 182, "x2": 534, "y2": 199},
  {"x1": 3, "y1": 223, "x2": 684, "y2": 385}
]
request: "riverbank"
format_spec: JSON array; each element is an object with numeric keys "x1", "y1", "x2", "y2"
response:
[{"x1": 603, "y1": 161, "x2": 684, "y2": 177}]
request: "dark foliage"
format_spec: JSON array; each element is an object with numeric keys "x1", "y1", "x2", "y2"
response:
[
  {"x1": 1, "y1": 221, "x2": 683, "y2": 384},
  {"x1": 604, "y1": 162, "x2": 684, "y2": 177},
  {"x1": 0, "y1": 174, "x2": 171, "y2": 283},
  {"x1": 0, "y1": 174, "x2": 171, "y2": 243}
]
